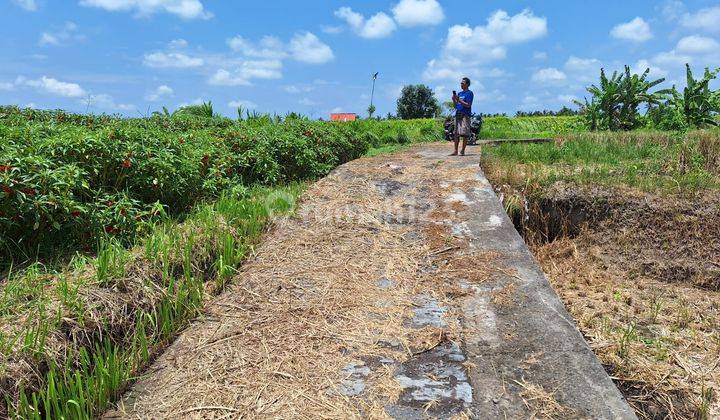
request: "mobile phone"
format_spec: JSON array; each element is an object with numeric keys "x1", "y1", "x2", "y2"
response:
[{"x1": 452, "y1": 90, "x2": 457, "y2": 96}]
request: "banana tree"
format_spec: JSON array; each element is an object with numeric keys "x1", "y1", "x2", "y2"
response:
[
  {"x1": 668, "y1": 64, "x2": 720, "y2": 128},
  {"x1": 617, "y1": 66, "x2": 671, "y2": 130},
  {"x1": 578, "y1": 66, "x2": 669, "y2": 130}
]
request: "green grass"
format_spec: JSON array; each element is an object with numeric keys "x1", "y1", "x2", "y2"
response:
[
  {"x1": 1, "y1": 184, "x2": 302, "y2": 418},
  {"x1": 481, "y1": 129, "x2": 720, "y2": 193},
  {"x1": 480, "y1": 116, "x2": 585, "y2": 140}
]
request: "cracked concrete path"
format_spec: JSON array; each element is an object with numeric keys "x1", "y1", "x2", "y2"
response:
[{"x1": 107, "y1": 143, "x2": 635, "y2": 419}]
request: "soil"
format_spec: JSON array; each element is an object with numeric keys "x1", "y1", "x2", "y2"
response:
[{"x1": 489, "y1": 180, "x2": 720, "y2": 419}]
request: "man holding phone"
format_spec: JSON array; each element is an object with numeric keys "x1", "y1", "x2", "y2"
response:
[{"x1": 451, "y1": 77, "x2": 473, "y2": 156}]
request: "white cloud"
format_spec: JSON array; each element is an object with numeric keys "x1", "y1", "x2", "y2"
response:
[
  {"x1": 533, "y1": 51, "x2": 547, "y2": 60},
  {"x1": 38, "y1": 22, "x2": 85, "y2": 47},
  {"x1": 661, "y1": 0, "x2": 685, "y2": 21},
  {"x1": 143, "y1": 34, "x2": 332, "y2": 89},
  {"x1": 653, "y1": 50, "x2": 693, "y2": 67},
  {"x1": 557, "y1": 94, "x2": 578, "y2": 104},
  {"x1": 228, "y1": 100, "x2": 257, "y2": 109},
  {"x1": 208, "y1": 60, "x2": 282, "y2": 86},
  {"x1": 519, "y1": 95, "x2": 541, "y2": 110},
  {"x1": 650, "y1": 33, "x2": 720, "y2": 75},
  {"x1": 143, "y1": 52, "x2": 204, "y2": 68},
  {"x1": 423, "y1": 9, "x2": 546, "y2": 82},
  {"x1": 676, "y1": 35, "x2": 720, "y2": 55},
  {"x1": 564, "y1": 56, "x2": 601, "y2": 72},
  {"x1": 391, "y1": 0, "x2": 444, "y2": 27},
  {"x1": 144, "y1": 85, "x2": 174, "y2": 101},
  {"x1": 227, "y1": 35, "x2": 287, "y2": 59},
  {"x1": 38, "y1": 33, "x2": 59, "y2": 46},
  {"x1": 682, "y1": 6, "x2": 720, "y2": 33},
  {"x1": 19, "y1": 75, "x2": 86, "y2": 97},
  {"x1": 298, "y1": 98, "x2": 317, "y2": 106},
  {"x1": 288, "y1": 32, "x2": 334, "y2": 64},
  {"x1": 167, "y1": 39, "x2": 188, "y2": 49},
  {"x1": 632, "y1": 59, "x2": 667, "y2": 78},
  {"x1": 334, "y1": 7, "x2": 397, "y2": 39},
  {"x1": 226, "y1": 32, "x2": 332, "y2": 64},
  {"x1": 360, "y1": 12, "x2": 397, "y2": 39},
  {"x1": 532, "y1": 68, "x2": 567, "y2": 83},
  {"x1": 283, "y1": 84, "x2": 314, "y2": 94},
  {"x1": 83, "y1": 94, "x2": 134, "y2": 111},
  {"x1": 610, "y1": 17, "x2": 653, "y2": 42},
  {"x1": 0, "y1": 82, "x2": 14, "y2": 91},
  {"x1": 321, "y1": 25, "x2": 343, "y2": 35},
  {"x1": 11, "y1": 0, "x2": 37, "y2": 11},
  {"x1": 563, "y1": 56, "x2": 602, "y2": 83},
  {"x1": 79, "y1": 0, "x2": 212, "y2": 19}
]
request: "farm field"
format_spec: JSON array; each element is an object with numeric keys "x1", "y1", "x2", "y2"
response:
[
  {"x1": 5, "y1": 1, "x2": 720, "y2": 418},
  {"x1": 2, "y1": 104, "x2": 719, "y2": 419},
  {"x1": 1, "y1": 107, "x2": 575, "y2": 418},
  {"x1": 480, "y1": 130, "x2": 720, "y2": 418}
]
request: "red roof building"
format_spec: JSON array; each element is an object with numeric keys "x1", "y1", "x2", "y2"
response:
[{"x1": 330, "y1": 113, "x2": 357, "y2": 122}]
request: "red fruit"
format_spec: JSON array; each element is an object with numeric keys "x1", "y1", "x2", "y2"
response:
[
  {"x1": 120, "y1": 208, "x2": 127, "y2": 216},
  {"x1": 21, "y1": 188, "x2": 35, "y2": 196},
  {"x1": 104, "y1": 225, "x2": 115, "y2": 233},
  {"x1": 0, "y1": 165, "x2": 10, "y2": 172},
  {"x1": 1, "y1": 185, "x2": 12, "y2": 194},
  {"x1": 107, "y1": 200, "x2": 114, "y2": 207},
  {"x1": 201, "y1": 155, "x2": 209, "y2": 165},
  {"x1": 71, "y1": 211, "x2": 81, "y2": 218},
  {"x1": 122, "y1": 159, "x2": 131, "y2": 168}
]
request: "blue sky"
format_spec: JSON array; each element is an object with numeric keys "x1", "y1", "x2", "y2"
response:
[{"x1": 1, "y1": 0, "x2": 719, "y2": 118}]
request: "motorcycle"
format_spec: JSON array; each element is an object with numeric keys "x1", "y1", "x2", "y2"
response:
[{"x1": 444, "y1": 113, "x2": 483, "y2": 145}]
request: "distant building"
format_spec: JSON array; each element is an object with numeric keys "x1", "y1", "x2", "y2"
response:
[{"x1": 330, "y1": 113, "x2": 357, "y2": 122}]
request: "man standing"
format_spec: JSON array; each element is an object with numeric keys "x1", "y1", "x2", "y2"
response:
[{"x1": 451, "y1": 77, "x2": 473, "y2": 156}]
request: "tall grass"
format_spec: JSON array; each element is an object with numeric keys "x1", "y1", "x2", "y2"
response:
[
  {"x1": 481, "y1": 130, "x2": 720, "y2": 193},
  {"x1": 1, "y1": 185, "x2": 302, "y2": 418}
]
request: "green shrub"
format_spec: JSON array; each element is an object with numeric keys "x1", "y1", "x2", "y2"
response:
[{"x1": 0, "y1": 113, "x2": 375, "y2": 264}]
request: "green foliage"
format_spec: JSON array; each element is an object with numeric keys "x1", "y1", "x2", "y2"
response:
[
  {"x1": 172, "y1": 101, "x2": 215, "y2": 118},
  {"x1": 396, "y1": 84, "x2": 441, "y2": 119},
  {"x1": 575, "y1": 66, "x2": 670, "y2": 131},
  {"x1": 480, "y1": 116, "x2": 585, "y2": 139},
  {"x1": 1, "y1": 108, "x2": 418, "y2": 265},
  {"x1": 482, "y1": 129, "x2": 720, "y2": 192},
  {"x1": 649, "y1": 64, "x2": 720, "y2": 130},
  {"x1": 4, "y1": 185, "x2": 300, "y2": 419}
]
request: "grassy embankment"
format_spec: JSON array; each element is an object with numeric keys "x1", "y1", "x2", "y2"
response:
[
  {"x1": 0, "y1": 107, "x2": 446, "y2": 418},
  {"x1": 481, "y1": 129, "x2": 720, "y2": 419}
]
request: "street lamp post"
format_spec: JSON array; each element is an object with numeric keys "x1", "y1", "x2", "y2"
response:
[{"x1": 369, "y1": 72, "x2": 379, "y2": 118}]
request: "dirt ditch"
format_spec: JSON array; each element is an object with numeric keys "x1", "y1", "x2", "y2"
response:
[{"x1": 487, "y1": 178, "x2": 720, "y2": 419}]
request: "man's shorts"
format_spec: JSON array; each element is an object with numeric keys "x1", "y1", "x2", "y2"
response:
[{"x1": 455, "y1": 113, "x2": 471, "y2": 137}]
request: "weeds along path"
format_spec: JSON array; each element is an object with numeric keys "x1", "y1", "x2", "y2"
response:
[{"x1": 106, "y1": 143, "x2": 634, "y2": 419}]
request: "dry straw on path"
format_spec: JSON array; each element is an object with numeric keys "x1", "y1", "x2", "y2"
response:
[{"x1": 108, "y1": 145, "x2": 497, "y2": 419}]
